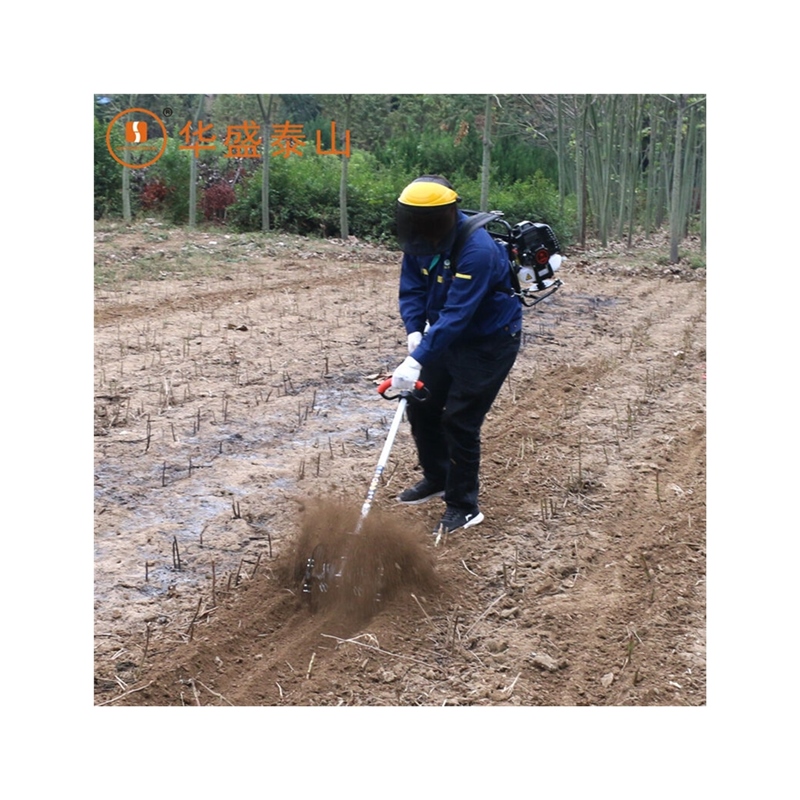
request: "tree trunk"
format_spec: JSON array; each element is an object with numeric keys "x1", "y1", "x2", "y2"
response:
[
  {"x1": 121, "y1": 97, "x2": 136, "y2": 222},
  {"x1": 626, "y1": 95, "x2": 642, "y2": 247},
  {"x1": 679, "y1": 102, "x2": 698, "y2": 239},
  {"x1": 669, "y1": 95, "x2": 686, "y2": 264},
  {"x1": 616, "y1": 95, "x2": 632, "y2": 240},
  {"x1": 556, "y1": 95, "x2": 567, "y2": 214},
  {"x1": 644, "y1": 98, "x2": 659, "y2": 237},
  {"x1": 480, "y1": 95, "x2": 493, "y2": 212},
  {"x1": 256, "y1": 94, "x2": 273, "y2": 232},
  {"x1": 575, "y1": 95, "x2": 588, "y2": 246},
  {"x1": 339, "y1": 94, "x2": 352, "y2": 238},
  {"x1": 656, "y1": 102, "x2": 671, "y2": 232},
  {"x1": 699, "y1": 129, "x2": 706, "y2": 253},
  {"x1": 587, "y1": 95, "x2": 616, "y2": 246},
  {"x1": 122, "y1": 166, "x2": 132, "y2": 223},
  {"x1": 188, "y1": 94, "x2": 203, "y2": 229}
]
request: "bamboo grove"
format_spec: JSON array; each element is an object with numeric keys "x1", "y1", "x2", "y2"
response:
[{"x1": 562, "y1": 94, "x2": 706, "y2": 257}]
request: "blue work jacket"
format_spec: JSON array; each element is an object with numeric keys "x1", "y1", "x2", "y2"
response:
[{"x1": 399, "y1": 212, "x2": 522, "y2": 366}]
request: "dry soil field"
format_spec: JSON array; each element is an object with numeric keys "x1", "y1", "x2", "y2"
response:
[{"x1": 93, "y1": 220, "x2": 706, "y2": 709}]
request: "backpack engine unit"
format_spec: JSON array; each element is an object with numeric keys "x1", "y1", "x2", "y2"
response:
[{"x1": 456, "y1": 210, "x2": 564, "y2": 307}]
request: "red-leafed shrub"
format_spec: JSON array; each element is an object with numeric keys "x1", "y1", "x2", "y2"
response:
[
  {"x1": 202, "y1": 182, "x2": 237, "y2": 222},
  {"x1": 140, "y1": 179, "x2": 170, "y2": 210}
]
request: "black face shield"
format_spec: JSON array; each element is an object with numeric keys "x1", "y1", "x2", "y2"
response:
[{"x1": 396, "y1": 201, "x2": 458, "y2": 256}]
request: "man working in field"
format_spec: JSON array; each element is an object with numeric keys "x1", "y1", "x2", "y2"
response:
[{"x1": 390, "y1": 175, "x2": 522, "y2": 536}]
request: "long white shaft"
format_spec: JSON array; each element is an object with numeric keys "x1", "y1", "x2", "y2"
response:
[{"x1": 353, "y1": 397, "x2": 407, "y2": 534}]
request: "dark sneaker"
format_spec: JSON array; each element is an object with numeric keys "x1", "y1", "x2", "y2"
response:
[
  {"x1": 396, "y1": 478, "x2": 445, "y2": 505},
  {"x1": 434, "y1": 506, "x2": 484, "y2": 536}
]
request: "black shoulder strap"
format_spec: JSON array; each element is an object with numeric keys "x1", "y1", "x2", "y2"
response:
[
  {"x1": 449, "y1": 211, "x2": 523, "y2": 302},
  {"x1": 449, "y1": 211, "x2": 503, "y2": 268}
]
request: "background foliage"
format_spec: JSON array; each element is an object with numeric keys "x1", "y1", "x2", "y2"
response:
[{"x1": 94, "y1": 93, "x2": 705, "y2": 255}]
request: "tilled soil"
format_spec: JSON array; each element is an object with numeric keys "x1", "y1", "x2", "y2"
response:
[{"x1": 93, "y1": 221, "x2": 706, "y2": 707}]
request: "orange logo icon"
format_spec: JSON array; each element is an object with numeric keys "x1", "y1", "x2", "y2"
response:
[
  {"x1": 106, "y1": 108, "x2": 167, "y2": 170},
  {"x1": 125, "y1": 120, "x2": 148, "y2": 144}
]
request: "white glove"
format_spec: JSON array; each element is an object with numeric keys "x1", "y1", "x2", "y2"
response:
[
  {"x1": 407, "y1": 331, "x2": 423, "y2": 355},
  {"x1": 391, "y1": 356, "x2": 421, "y2": 392}
]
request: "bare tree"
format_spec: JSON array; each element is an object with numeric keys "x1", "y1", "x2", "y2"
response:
[
  {"x1": 480, "y1": 95, "x2": 493, "y2": 212},
  {"x1": 188, "y1": 94, "x2": 204, "y2": 229},
  {"x1": 574, "y1": 95, "x2": 589, "y2": 246},
  {"x1": 256, "y1": 94, "x2": 274, "y2": 232},
  {"x1": 339, "y1": 94, "x2": 352, "y2": 238},
  {"x1": 121, "y1": 94, "x2": 136, "y2": 223},
  {"x1": 556, "y1": 95, "x2": 567, "y2": 214},
  {"x1": 669, "y1": 95, "x2": 686, "y2": 264}
]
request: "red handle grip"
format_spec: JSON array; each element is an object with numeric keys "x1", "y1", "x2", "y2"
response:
[{"x1": 377, "y1": 378, "x2": 424, "y2": 395}]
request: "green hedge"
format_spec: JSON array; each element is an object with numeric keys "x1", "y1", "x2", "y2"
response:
[
  {"x1": 227, "y1": 152, "x2": 574, "y2": 246},
  {"x1": 457, "y1": 173, "x2": 577, "y2": 245},
  {"x1": 98, "y1": 129, "x2": 574, "y2": 246},
  {"x1": 227, "y1": 151, "x2": 408, "y2": 241}
]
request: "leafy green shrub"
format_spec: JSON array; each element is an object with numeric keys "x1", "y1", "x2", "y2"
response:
[
  {"x1": 491, "y1": 137, "x2": 560, "y2": 185},
  {"x1": 229, "y1": 152, "x2": 400, "y2": 239},
  {"x1": 374, "y1": 126, "x2": 483, "y2": 184},
  {"x1": 270, "y1": 153, "x2": 341, "y2": 235},
  {"x1": 94, "y1": 117, "x2": 123, "y2": 220},
  {"x1": 455, "y1": 172, "x2": 577, "y2": 247},
  {"x1": 347, "y1": 152, "x2": 407, "y2": 242},
  {"x1": 206, "y1": 146, "x2": 574, "y2": 247},
  {"x1": 227, "y1": 167, "x2": 264, "y2": 231},
  {"x1": 228, "y1": 155, "x2": 340, "y2": 235}
]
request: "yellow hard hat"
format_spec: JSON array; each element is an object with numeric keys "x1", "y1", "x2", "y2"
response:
[{"x1": 398, "y1": 176, "x2": 459, "y2": 207}]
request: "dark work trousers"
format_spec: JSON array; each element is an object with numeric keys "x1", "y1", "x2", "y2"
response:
[{"x1": 407, "y1": 330, "x2": 521, "y2": 512}]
